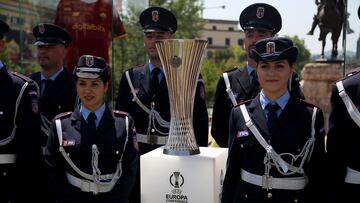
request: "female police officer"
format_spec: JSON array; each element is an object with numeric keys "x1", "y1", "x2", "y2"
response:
[
  {"x1": 45, "y1": 55, "x2": 138, "y2": 203},
  {"x1": 221, "y1": 37, "x2": 327, "y2": 203}
]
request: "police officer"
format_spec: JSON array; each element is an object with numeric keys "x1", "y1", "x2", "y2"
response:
[
  {"x1": 326, "y1": 7, "x2": 360, "y2": 203},
  {"x1": 211, "y1": 3, "x2": 304, "y2": 148},
  {"x1": 115, "y1": 6, "x2": 208, "y2": 203},
  {"x1": 45, "y1": 55, "x2": 138, "y2": 203},
  {"x1": 0, "y1": 19, "x2": 41, "y2": 202},
  {"x1": 221, "y1": 37, "x2": 326, "y2": 203},
  {"x1": 29, "y1": 22, "x2": 77, "y2": 202}
]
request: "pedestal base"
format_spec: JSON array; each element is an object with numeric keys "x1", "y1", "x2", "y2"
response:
[{"x1": 140, "y1": 147, "x2": 228, "y2": 203}]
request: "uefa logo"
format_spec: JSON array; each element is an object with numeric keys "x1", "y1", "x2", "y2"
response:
[{"x1": 166, "y1": 171, "x2": 188, "y2": 203}]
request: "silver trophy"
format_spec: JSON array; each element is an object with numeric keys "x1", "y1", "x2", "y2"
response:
[{"x1": 155, "y1": 39, "x2": 208, "y2": 156}]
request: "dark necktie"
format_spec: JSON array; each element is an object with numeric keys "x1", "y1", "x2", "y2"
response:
[
  {"x1": 150, "y1": 68, "x2": 160, "y2": 98},
  {"x1": 251, "y1": 71, "x2": 259, "y2": 91},
  {"x1": 87, "y1": 112, "x2": 97, "y2": 131},
  {"x1": 42, "y1": 79, "x2": 53, "y2": 98},
  {"x1": 266, "y1": 103, "x2": 280, "y2": 133}
]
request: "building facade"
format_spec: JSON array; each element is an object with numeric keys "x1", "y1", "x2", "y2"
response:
[{"x1": 200, "y1": 19, "x2": 244, "y2": 59}]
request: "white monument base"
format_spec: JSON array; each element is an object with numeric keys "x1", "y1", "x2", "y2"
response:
[{"x1": 140, "y1": 146, "x2": 228, "y2": 203}]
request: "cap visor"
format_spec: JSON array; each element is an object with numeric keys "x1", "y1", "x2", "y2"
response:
[
  {"x1": 34, "y1": 41, "x2": 60, "y2": 46},
  {"x1": 144, "y1": 28, "x2": 168, "y2": 33},
  {"x1": 76, "y1": 72, "x2": 100, "y2": 79}
]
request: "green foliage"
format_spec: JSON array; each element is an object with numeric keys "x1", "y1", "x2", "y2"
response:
[
  {"x1": 111, "y1": 0, "x2": 205, "y2": 101},
  {"x1": 0, "y1": 44, "x2": 39, "y2": 75},
  {"x1": 149, "y1": 0, "x2": 205, "y2": 39},
  {"x1": 286, "y1": 35, "x2": 311, "y2": 77},
  {"x1": 200, "y1": 45, "x2": 246, "y2": 106},
  {"x1": 201, "y1": 59, "x2": 220, "y2": 106}
]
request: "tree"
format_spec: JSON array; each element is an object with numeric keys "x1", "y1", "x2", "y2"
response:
[
  {"x1": 201, "y1": 59, "x2": 220, "y2": 106},
  {"x1": 111, "y1": 0, "x2": 206, "y2": 104},
  {"x1": 200, "y1": 45, "x2": 246, "y2": 105},
  {"x1": 149, "y1": 0, "x2": 205, "y2": 38},
  {"x1": 286, "y1": 35, "x2": 312, "y2": 77}
]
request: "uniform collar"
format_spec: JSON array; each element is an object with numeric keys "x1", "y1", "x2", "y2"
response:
[
  {"x1": 41, "y1": 67, "x2": 64, "y2": 81},
  {"x1": 80, "y1": 103, "x2": 106, "y2": 126},
  {"x1": 260, "y1": 90, "x2": 290, "y2": 110},
  {"x1": 246, "y1": 64, "x2": 255, "y2": 78}
]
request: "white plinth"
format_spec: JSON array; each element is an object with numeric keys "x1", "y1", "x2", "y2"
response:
[{"x1": 140, "y1": 146, "x2": 228, "y2": 203}]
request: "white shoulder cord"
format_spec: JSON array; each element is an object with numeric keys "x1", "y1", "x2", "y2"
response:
[
  {"x1": 239, "y1": 104, "x2": 317, "y2": 176},
  {"x1": 0, "y1": 81, "x2": 29, "y2": 146},
  {"x1": 55, "y1": 117, "x2": 129, "y2": 187},
  {"x1": 223, "y1": 72, "x2": 238, "y2": 106},
  {"x1": 33, "y1": 80, "x2": 52, "y2": 137},
  {"x1": 336, "y1": 81, "x2": 360, "y2": 127},
  {"x1": 125, "y1": 71, "x2": 169, "y2": 135}
]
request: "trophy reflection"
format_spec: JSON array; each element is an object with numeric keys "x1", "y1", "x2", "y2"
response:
[{"x1": 155, "y1": 39, "x2": 208, "y2": 156}]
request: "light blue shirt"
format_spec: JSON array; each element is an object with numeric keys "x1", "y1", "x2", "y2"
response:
[
  {"x1": 246, "y1": 64, "x2": 255, "y2": 81},
  {"x1": 260, "y1": 90, "x2": 290, "y2": 118},
  {"x1": 148, "y1": 61, "x2": 164, "y2": 83},
  {"x1": 80, "y1": 103, "x2": 106, "y2": 128},
  {"x1": 40, "y1": 67, "x2": 64, "y2": 95}
]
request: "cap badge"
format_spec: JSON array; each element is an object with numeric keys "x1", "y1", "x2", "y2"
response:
[
  {"x1": 152, "y1": 10, "x2": 159, "y2": 22},
  {"x1": 266, "y1": 42, "x2": 275, "y2": 55},
  {"x1": 85, "y1": 55, "x2": 94, "y2": 67},
  {"x1": 39, "y1": 23, "x2": 45, "y2": 34},
  {"x1": 256, "y1": 7, "x2": 265, "y2": 19}
]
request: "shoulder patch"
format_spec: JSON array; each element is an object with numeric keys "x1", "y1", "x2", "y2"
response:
[
  {"x1": 11, "y1": 72, "x2": 33, "y2": 83},
  {"x1": 234, "y1": 99, "x2": 253, "y2": 107},
  {"x1": 113, "y1": 110, "x2": 129, "y2": 117},
  {"x1": 55, "y1": 111, "x2": 72, "y2": 119}
]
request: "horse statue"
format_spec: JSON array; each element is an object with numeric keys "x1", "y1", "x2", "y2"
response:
[{"x1": 307, "y1": 0, "x2": 344, "y2": 60}]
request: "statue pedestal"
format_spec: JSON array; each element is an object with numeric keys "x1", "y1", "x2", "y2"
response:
[
  {"x1": 140, "y1": 147, "x2": 228, "y2": 203},
  {"x1": 301, "y1": 62, "x2": 344, "y2": 131}
]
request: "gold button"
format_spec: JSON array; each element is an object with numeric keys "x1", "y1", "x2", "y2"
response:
[
  {"x1": 294, "y1": 199, "x2": 298, "y2": 203},
  {"x1": 151, "y1": 128, "x2": 155, "y2": 133},
  {"x1": 240, "y1": 144, "x2": 244, "y2": 148},
  {"x1": 267, "y1": 193, "x2": 272, "y2": 198},
  {"x1": 244, "y1": 194, "x2": 248, "y2": 198}
]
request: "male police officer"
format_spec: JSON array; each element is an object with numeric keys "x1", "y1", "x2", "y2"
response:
[
  {"x1": 211, "y1": 3, "x2": 304, "y2": 147},
  {"x1": 0, "y1": 19, "x2": 41, "y2": 202},
  {"x1": 326, "y1": 6, "x2": 360, "y2": 203},
  {"x1": 30, "y1": 23, "x2": 77, "y2": 150},
  {"x1": 115, "y1": 6, "x2": 208, "y2": 203},
  {"x1": 29, "y1": 23, "x2": 77, "y2": 202}
]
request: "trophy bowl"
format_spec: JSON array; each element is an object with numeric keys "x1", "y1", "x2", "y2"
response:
[{"x1": 155, "y1": 39, "x2": 208, "y2": 156}]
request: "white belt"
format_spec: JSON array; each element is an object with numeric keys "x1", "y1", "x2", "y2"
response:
[
  {"x1": 66, "y1": 172, "x2": 115, "y2": 194},
  {"x1": 136, "y1": 133, "x2": 168, "y2": 145},
  {"x1": 241, "y1": 169, "x2": 308, "y2": 190},
  {"x1": 0, "y1": 154, "x2": 16, "y2": 164},
  {"x1": 345, "y1": 167, "x2": 360, "y2": 184}
]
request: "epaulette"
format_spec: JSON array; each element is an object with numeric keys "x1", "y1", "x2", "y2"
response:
[
  {"x1": 344, "y1": 69, "x2": 360, "y2": 80},
  {"x1": 113, "y1": 110, "x2": 129, "y2": 117},
  {"x1": 234, "y1": 99, "x2": 253, "y2": 107},
  {"x1": 11, "y1": 72, "x2": 33, "y2": 83},
  {"x1": 225, "y1": 66, "x2": 242, "y2": 73},
  {"x1": 54, "y1": 111, "x2": 72, "y2": 120},
  {"x1": 300, "y1": 99, "x2": 320, "y2": 108},
  {"x1": 131, "y1": 64, "x2": 145, "y2": 70}
]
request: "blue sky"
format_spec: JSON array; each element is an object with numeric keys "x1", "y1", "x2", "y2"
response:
[{"x1": 202, "y1": 0, "x2": 360, "y2": 55}]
